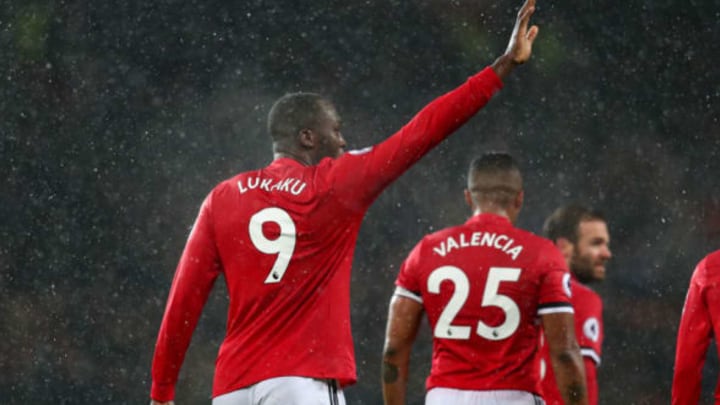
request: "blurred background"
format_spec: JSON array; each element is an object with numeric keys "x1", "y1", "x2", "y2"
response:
[{"x1": 2, "y1": 0, "x2": 720, "y2": 403}]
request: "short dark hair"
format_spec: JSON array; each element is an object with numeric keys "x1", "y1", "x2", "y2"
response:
[
  {"x1": 468, "y1": 152, "x2": 521, "y2": 177},
  {"x1": 467, "y1": 152, "x2": 522, "y2": 207},
  {"x1": 267, "y1": 92, "x2": 331, "y2": 142},
  {"x1": 543, "y1": 204, "x2": 606, "y2": 243}
]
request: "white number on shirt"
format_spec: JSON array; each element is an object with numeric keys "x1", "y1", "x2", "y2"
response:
[
  {"x1": 428, "y1": 266, "x2": 522, "y2": 341},
  {"x1": 248, "y1": 207, "x2": 296, "y2": 284},
  {"x1": 428, "y1": 266, "x2": 472, "y2": 339},
  {"x1": 477, "y1": 267, "x2": 521, "y2": 340}
]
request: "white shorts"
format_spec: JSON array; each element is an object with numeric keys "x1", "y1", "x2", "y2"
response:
[
  {"x1": 212, "y1": 376, "x2": 346, "y2": 405},
  {"x1": 426, "y1": 388, "x2": 545, "y2": 405}
]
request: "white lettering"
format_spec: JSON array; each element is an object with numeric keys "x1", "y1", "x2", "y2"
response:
[
  {"x1": 494, "y1": 235, "x2": 508, "y2": 250},
  {"x1": 446, "y1": 237, "x2": 459, "y2": 253},
  {"x1": 237, "y1": 176, "x2": 308, "y2": 196},
  {"x1": 290, "y1": 180, "x2": 306, "y2": 195},
  {"x1": 507, "y1": 246, "x2": 523, "y2": 260},
  {"x1": 279, "y1": 178, "x2": 293, "y2": 192},
  {"x1": 431, "y1": 231, "x2": 524, "y2": 261},
  {"x1": 260, "y1": 178, "x2": 273, "y2": 191},
  {"x1": 481, "y1": 232, "x2": 496, "y2": 247}
]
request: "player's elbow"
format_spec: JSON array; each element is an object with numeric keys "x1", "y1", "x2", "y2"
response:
[
  {"x1": 550, "y1": 344, "x2": 585, "y2": 378},
  {"x1": 551, "y1": 347, "x2": 580, "y2": 366},
  {"x1": 382, "y1": 342, "x2": 408, "y2": 362},
  {"x1": 548, "y1": 333, "x2": 581, "y2": 358}
]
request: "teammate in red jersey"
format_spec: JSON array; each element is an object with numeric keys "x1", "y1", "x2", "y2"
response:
[
  {"x1": 672, "y1": 249, "x2": 720, "y2": 404},
  {"x1": 149, "y1": 0, "x2": 541, "y2": 403},
  {"x1": 382, "y1": 153, "x2": 588, "y2": 405},
  {"x1": 539, "y1": 204, "x2": 612, "y2": 405}
]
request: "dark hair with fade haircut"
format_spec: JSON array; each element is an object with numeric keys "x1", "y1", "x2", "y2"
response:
[
  {"x1": 267, "y1": 92, "x2": 331, "y2": 142},
  {"x1": 468, "y1": 152, "x2": 521, "y2": 176},
  {"x1": 543, "y1": 204, "x2": 606, "y2": 244},
  {"x1": 467, "y1": 152, "x2": 523, "y2": 207}
]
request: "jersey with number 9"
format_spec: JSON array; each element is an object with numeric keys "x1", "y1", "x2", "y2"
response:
[
  {"x1": 395, "y1": 213, "x2": 572, "y2": 394},
  {"x1": 150, "y1": 67, "x2": 505, "y2": 401}
]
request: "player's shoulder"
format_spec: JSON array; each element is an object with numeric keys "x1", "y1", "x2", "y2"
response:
[
  {"x1": 570, "y1": 279, "x2": 603, "y2": 313},
  {"x1": 702, "y1": 249, "x2": 720, "y2": 269},
  {"x1": 512, "y1": 228, "x2": 564, "y2": 263},
  {"x1": 320, "y1": 148, "x2": 374, "y2": 169},
  {"x1": 692, "y1": 249, "x2": 720, "y2": 284},
  {"x1": 572, "y1": 280, "x2": 601, "y2": 302},
  {"x1": 513, "y1": 227, "x2": 556, "y2": 249},
  {"x1": 490, "y1": 223, "x2": 567, "y2": 268}
]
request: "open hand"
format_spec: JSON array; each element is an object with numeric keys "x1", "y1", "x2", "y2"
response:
[{"x1": 505, "y1": 0, "x2": 540, "y2": 64}]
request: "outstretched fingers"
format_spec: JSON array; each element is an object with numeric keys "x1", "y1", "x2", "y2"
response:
[
  {"x1": 492, "y1": 0, "x2": 539, "y2": 76},
  {"x1": 517, "y1": 0, "x2": 536, "y2": 32},
  {"x1": 517, "y1": 0, "x2": 536, "y2": 19},
  {"x1": 527, "y1": 25, "x2": 539, "y2": 43},
  {"x1": 508, "y1": 0, "x2": 539, "y2": 63}
]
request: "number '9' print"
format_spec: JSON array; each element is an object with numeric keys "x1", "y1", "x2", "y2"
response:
[{"x1": 248, "y1": 207, "x2": 297, "y2": 284}]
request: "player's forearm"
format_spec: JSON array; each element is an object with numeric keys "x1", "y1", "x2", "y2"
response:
[
  {"x1": 151, "y1": 269, "x2": 217, "y2": 400},
  {"x1": 671, "y1": 364, "x2": 702, "y2": 405},
  {"x1": 381, "y1": 348, "x2": 410, "y2": 405},
  {"x1": 551, "y1": 349, "x2": 589, "y2": 405},
  {"x1": 490, "y1": 53, "x2": 518, "y2": 80},
  {"x1": 582, "y1": 357, "x2": 599, "y2": 405},
  {"x1": 671, "y1": 344, "x2": 705, "y2": 404},
  {"x1": 671, "y1": 281, "x2": 711, "y2": 404}
]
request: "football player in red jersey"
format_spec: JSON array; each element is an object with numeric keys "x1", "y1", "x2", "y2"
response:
[
  {"x1": 539, "y1": 204, "x2": 612, "y2": 405},
  {"x1": 672, "y1": 250, "x2": 720, "y2": 404},
  {"x1": 149, "y1": 0, "x2": 541, "y2": 403},
  {"x1": 382, "y1": 153, "x2": 588, "y2": 405}
]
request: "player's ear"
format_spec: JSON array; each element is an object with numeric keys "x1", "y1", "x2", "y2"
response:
[
  {"x1": 464, "y1": 189, "x2": 474, "y2": 210},
  {"x1": 298, "y1": 128, "x2": 315, "y2": 149},
  {"x1": 514, "y1": 189, "x2": 524, "y2": 210},
  {"x1": 555, "y1": 237, "x2": 574, "y2": 260}
]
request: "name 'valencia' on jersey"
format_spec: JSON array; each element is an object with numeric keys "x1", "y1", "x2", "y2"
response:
[{"x1": 432, "y1": 231, "x2": 524, "y2": 260}]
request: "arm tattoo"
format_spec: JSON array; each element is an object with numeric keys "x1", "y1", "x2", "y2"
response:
[
  {"x1": 565, "y1": 381, "x2": 587, "y2": 405},
  {"x1": 382, "y1": 361, "x2": 399, "y2": 383}
]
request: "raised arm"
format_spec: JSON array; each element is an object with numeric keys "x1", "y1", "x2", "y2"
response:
[
  {"x1": 542, "y1": 312, "x2": 588, "y2": 405},
  {"x1": 329, "y1": 0, "x2": 540, "y2": 209},
  {"x1": 492, "y1": 0, "x2": 540, "y2": 79},
  {"x1": 382, "y1": 294, "x2": 424, "y2": 405}
]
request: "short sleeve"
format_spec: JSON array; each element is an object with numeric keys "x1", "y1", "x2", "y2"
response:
[
  {"x1": 574, "y1": 289, "x2": 603, "y2": 364},
  {"x1": 536, "y1": 243, "x2": 573, "y2": 315},
  {"x1": 395, "y1": 240, "x2": 425, "y2": 297}
]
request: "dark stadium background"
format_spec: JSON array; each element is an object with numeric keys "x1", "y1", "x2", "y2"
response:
[{"x1": 3, "y1": 0, "x2": 720, "y2": 403}]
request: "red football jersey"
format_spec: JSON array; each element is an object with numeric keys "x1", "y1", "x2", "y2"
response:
[
  {"x1": 150, "y1": 67, "x2": 503, "y2": 401},
  {"x1": 395, "y1": 213, "x2": 573, "y2": 394},
  {"x1": 540, "y1": 276, "x2": 603, "y2": 405},
  {"x1": 672, "y1": 249, "x2": 720, "y2": 405}
]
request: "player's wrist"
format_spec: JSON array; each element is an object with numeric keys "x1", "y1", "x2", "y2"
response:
[
  {"x1": 150, "y1": 381, "x2": 176, "y2": 403},
  {"x1": 490, "y1": 54, "x2": 517, "y2": 80}
]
